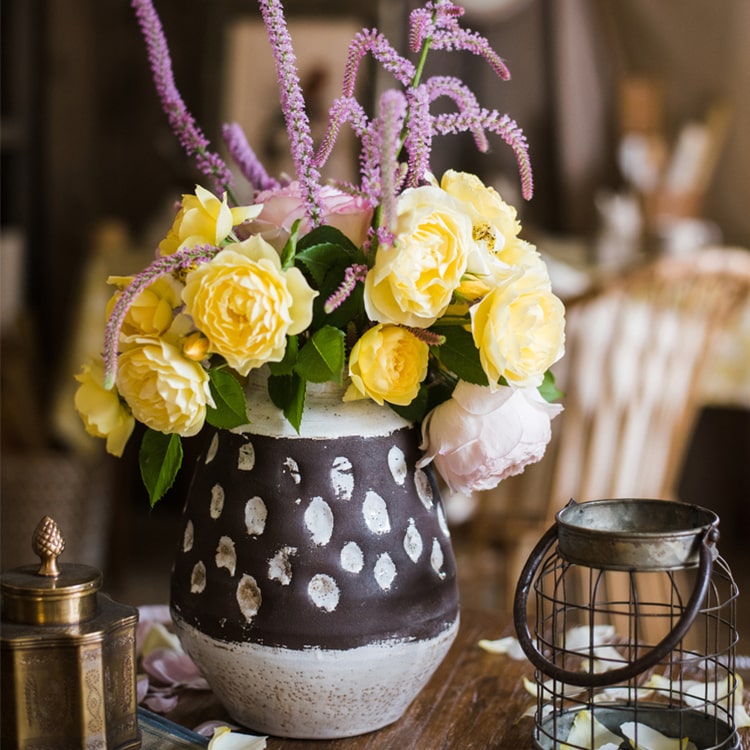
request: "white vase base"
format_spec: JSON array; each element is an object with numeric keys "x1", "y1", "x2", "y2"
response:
[{"x1": 172, "y1": 612, "x2": 460, "y2": 739}]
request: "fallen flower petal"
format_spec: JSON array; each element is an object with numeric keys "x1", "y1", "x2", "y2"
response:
[
  {"x1": 137, "y1": 674, "x2": 150, "y2": 704},
  {"x1": 195, "y1": 720, "x2": 244, "y2": 737},
  {"x1": 563, "y1": 625, "x2": 616, "y2": 653},
  {"x1": 140, "y1": 621, "x2": 184, "y2": 659},
  {"x1": 562, "y1": 709, "x2": 622, "y2": 750},
  {"x1": 620, "y1": 721, "x2": 697, "y2": 750},
  {"x1": 143, "y1": 647, "x2": 210, "y2": 690},
  {"x1": 478, "y1": 636, "x2": 526, "y2": 660},
  {"x1": 143, "y1": 690, "x2": 179, "y2": 714},
  {"x1": 207, "y1": 725, "x2": 267, "y2": 749},
  {"x1": 523, "y1": 675, "x2": 585, "y2": 701}
]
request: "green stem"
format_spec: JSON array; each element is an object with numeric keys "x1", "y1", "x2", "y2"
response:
[
  {"x1": 396, "y1": 34, "x2": 434, "y2": 155},
  {"x1": 433, "y1": 316, "x2": 471, "y2": 326}
]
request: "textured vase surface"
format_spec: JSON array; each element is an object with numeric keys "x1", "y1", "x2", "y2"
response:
[{"x1": 170, "y1": 377, "x2": 460, "y2": 738}]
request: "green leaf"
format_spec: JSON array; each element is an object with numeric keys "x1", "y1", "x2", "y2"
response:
[
  {"x1": 295, "y1": 326, "x2": 345, "y2": 383},
  {"x1": 296, "y1": 244, "x2": 355, "y2": 288},
  {"x1": 268, "y1": 335, "x2": 299, "y2": 376},
  {"x1": 280, "y1": 218, "x2": 302, "y2": 269},
  {"x1": 206, "y1": 369, "x2": 248, "y2": 429},
  {"x1": 295, "y1": 226, "x2": 362, "y2": 288},
  {"x1": 267, "y1": 373, "x2": 306, "y2": 432},
  {"x1": 432, "y1": 326, "x2": 489, "y2": 386},
  {"x1": 139, "y1": 430, "x2": 183, "y2": 507},
  {"x1": 296, "y1": 225, "x2": 360, "y2": 254},
  {"x1": 538, "y1": 369, "x2": 564, "y2": 402}
]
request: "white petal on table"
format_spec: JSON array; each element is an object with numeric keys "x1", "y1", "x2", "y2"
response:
[{"x1": 207, "y1": 725, "x2": 267, "y2": 749}]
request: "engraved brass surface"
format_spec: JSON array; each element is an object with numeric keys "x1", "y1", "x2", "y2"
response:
[{"x1": 0, "y1": 517, "x2": 141, "y2": 749}]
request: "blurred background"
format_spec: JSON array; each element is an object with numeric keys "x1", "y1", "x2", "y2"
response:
[{"x1": 1, "y1": 0, "x2": 748, "y2": 628}]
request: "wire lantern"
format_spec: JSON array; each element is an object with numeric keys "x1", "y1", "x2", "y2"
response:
[{"x1": 514, "y1": 498, "x2": 740, "y2": 750}]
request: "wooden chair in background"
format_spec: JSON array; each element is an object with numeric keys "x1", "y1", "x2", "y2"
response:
[{"x1": 471, "y1": 247, "x2": 750, "y2": 615}]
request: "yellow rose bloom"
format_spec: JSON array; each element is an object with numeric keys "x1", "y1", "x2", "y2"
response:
[
  {"x1": 159, "y1": 185, "x2": 262, "y2": 256},
  {"x1": 364, "y1": 185, "x2": 473, "y2": 328},
  {"x1": 182, "y1": 235, "x2": 318, "y2": 376},
  {"x1": 106, "y1": 274, "x2": 183, "y2": 345},
  {"x1": 440, "y1": 170, "x2": 521, "y2": 258},
  {"x1": 344, "y1": 324, "x2": 429, "y2": 406},
  {"x1": 470, "y1": 264, "x2": 565, "y2": 388},
  {"x1": 74, "y1": 357, "x2": 135, "y2": 457},
  {"x1": 116, "y1": 339, "x2": 214, "y2": 437}
]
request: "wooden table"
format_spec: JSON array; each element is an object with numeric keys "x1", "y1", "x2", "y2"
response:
[{"x1": 166, "y1": 608, "x2": 750, "y2": 750}]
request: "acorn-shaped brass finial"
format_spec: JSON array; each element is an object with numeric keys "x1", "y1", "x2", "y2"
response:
[{"x1": 32, "y1": 515, "x2": 65, "y2": 577}]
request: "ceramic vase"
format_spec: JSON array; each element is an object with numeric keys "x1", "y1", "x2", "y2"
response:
[{"x1": 169, "y1": 374, "x2": 460, "y2": 739}]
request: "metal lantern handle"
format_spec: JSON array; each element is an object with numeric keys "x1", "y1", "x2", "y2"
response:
[{"x1": 512, "y1": 520, "x2": 717, "y2": 688}]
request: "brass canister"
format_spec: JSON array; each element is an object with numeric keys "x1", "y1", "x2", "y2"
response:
[{"x1": 1, "y1": 516, "x2": 140, "y2": 749}]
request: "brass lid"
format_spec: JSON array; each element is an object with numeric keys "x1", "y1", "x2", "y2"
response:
[{"x1": 1, "y1": 516, "x2": 102, "y2": 625}]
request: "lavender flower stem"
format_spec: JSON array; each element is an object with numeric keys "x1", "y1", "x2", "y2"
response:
[
  {"x1": 131, "y1": 0, "x2": 233, "y2": 195},
  {"x1": 258, "y1": 0, "x2": 323, "y2": 226},
  {"x1": 103, "y1": 244, "x2": 221, "y2": 390}
]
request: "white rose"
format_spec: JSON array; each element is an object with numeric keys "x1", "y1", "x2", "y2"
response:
[{"x1": 418, "y1": 381, "x2": 563, "y2": 493}]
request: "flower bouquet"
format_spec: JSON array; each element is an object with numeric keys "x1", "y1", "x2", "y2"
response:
[{"x1": 74, "y1": 0, "x2": 565, "y2": 507}]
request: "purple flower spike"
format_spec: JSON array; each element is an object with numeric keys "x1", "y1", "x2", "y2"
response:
[
  {"x1": 131, "y1": 0, "x2": 233, "y2": 193},
  {"x1": 103, "y1": 244, "x2": 222, "y2": 390},
  {"x1": 404, "y1": 86, "x2": 433, "y2": 187},
  {"x1": 222, "y1": 123, "x2": 279, "y2": 193},
  {"x1": 314, "y1": 97, "x2": 369, "y2": 170},
  {"x1": 424, "y1": 76, "x2": 487, "y2": 152},
  {"x1": 343, "y1": 30, "x2": 415, "y2": 96},
  {"x1": 258, "y1": 0, "x2": 323, "y2": 226},
  {"x1": 409, "y1": 8, "x2": 433, "y2": 52},
  {"x1": 376, "y1": 90, "x2": 408, "y2": 230},
  {"x1": 324, "y1": 263, "x2": 369, "y2": 313},
  {"x1": 434, "y1": 109, "x2": 534, "y2": 199}
]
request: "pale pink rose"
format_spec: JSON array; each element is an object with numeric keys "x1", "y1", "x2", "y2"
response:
[
  {"x1": 418, "y1": 381, "x2": 563, "y2": 493},
  {"x1": 252, "y1": 182, "x2": 374, "y2": 247}
]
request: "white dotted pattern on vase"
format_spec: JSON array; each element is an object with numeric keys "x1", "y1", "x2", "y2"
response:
[
  {"x1": 183, "y1": 520, "x2": 194, "y2": 553},
  {"x1": 206, "y1": 433, "x2": 219, "y2": 464},
  {"x1": 304, "y1": 496, "x2": 334, "y2": 546},
  {"x1": 330, "y1": 456, "x2": 354, "y2": 501},
  {"x1": 308, "y1": 573, "x2": 340, "y2": 612},
  {"x1": 237, "y1": 574, "x2": 262, "y2": 622},
  {"x1": 430, "y1": 538, "x2": 446, "y2": 579},
  {"x1": 216, "y1": 535, "x2": 237, "y2": 576},
  {"x1": 374, "y1": 552, "x2": 397, "y2": 591},
  {"x1": 414, "y1": 468, "x2": 434, "y2": 509},
  {"x1": 268, "y1": 546, "x2": 296, "y2": 585},
  {"x1": 191, "y1": 561, "x2": 207, "y2": 594},
  {"x1": 184, "y1": 435, "x2": 451, "y2": 620},
  {"x1": 340, "y1": 541, "x2": 364, "y2": 573},
  {"x1": 284, "y1": 457, "x2": 301, "y2": 485},
  {"x1": 362, "y1": 490, "x2": 390, "y2": 534},
  {"x1": 210, "y1": 484, "x2": 224, "y2": 519},
  {"x1": 387, "y1": 446, "x2": 407, "y2": 486},
  {"x1": 403, "y1": 518, "x2": 423, "y2": 563},
  {"x1": 237, "y1": 442, "x2": 255, "y2": 471},
  {"x1": 244, "y1": 496, "x2": 267, "y2": 537}
]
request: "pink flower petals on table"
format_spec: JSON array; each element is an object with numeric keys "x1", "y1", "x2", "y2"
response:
[
  {"x1": 136, "y1": 605, "x2": 210, "y2": 715},
  {"x1": 142, "y1": 647, "x2": 210, "y2": 691}
]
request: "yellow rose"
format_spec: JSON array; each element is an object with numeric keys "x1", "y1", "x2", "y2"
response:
[
  {"x1": 344, "y1": 324, "x2": 429, "y2": 406},
  {"x1": 116, "y1": 339, "x2": 214, "y2": 437},
  {"x1": 106, "y1": 274, "x2": 183, "y2": 345},
  {"x1": 74, "y1": 357, "x2": 135, "y2": 457},
  {"x1": 470, "y1": 265, "x2": 565, "y2": 388},
  {"x1": 158, "y1": 185, "x2": 262, "y2": 256},
  {"x1": 364, "y1": 185, "x2": 473, "y2": 328},
  {"x1": 440, "y1": 170, "x2": 521, "y2": 259},
  {"x1": 182, "y1": 235, "x2": 318, "y2": 376}
]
